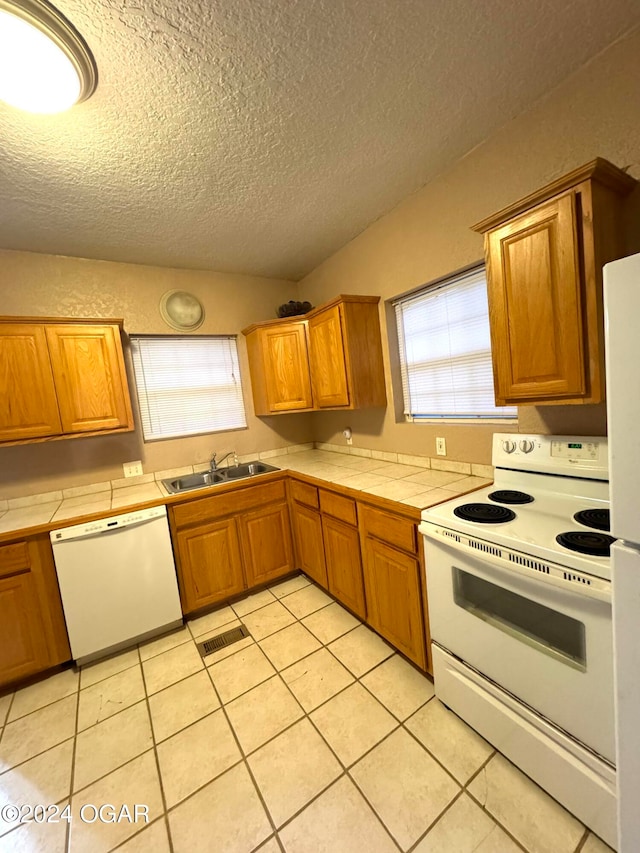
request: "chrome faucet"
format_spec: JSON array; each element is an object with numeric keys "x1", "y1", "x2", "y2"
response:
[{"x1": 210, "y1": 451, "x2": 238, "y2": 470}]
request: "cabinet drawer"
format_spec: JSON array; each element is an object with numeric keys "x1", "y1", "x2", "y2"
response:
[
  {"x1": 290, "y1": 479, "x2": 319, "y2": 509},
  {"x1": 319, "y1": 489, "x2": 357, "y2": 525},
  {"x1": 359, "y1": 505, "x2": 417, "y2": 553},
  {"x1": 0, "y1": 541, "x2": 30, "y2": 578},
  {"x1": 172, "y1": 479, "x2": 287, "y2": 528}
]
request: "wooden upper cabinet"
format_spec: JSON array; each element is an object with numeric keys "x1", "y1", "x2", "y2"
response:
[
  {"x1": 308, "y1": 297, "x2": 386, "y2": 410},
  {"x1": 242, "y1": 295, "x2": 386, "y2": 415},
  {"x1": 244, "y1": 321, "x2": 313, "y2": 416},
  {"x1": 473, "y1": 158, "x2": 637, "y2": 406},
  {"x1": 263, "y1": 324, "x2": 314, "y2": 412},
  {"x1": 45, "y1": 324, "x2": 132, "y2": 433},
  {"x1": 0, "y1": 324, "x2": 62, "y2": 442},
  {"x1": 0, "y1": 317, "x2": 134, "y2": 445},
  {"x1": 307, "y1": 304, "x2": 350, "y2": 407},
  {"x1": 486, "y1": 195, "x2": 586, "y2": 403}
]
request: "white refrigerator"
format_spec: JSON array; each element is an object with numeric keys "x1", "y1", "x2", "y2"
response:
[{"x1": 604, "y1": 252, "x2": 640, "y2": 853}]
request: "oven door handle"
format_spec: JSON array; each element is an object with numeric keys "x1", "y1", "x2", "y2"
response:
[{"x1": 419, "y1": 524, "x2": 611, "y2": 604}]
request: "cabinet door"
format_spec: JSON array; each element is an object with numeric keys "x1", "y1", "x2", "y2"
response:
[
  {"x1": 322, "y1": 516, "x2": 365, "y2": 618},
  {"x1": 45, "y1": 324, "x2": 133, "y2": 433},
  {"x1": 0, "y1": 560, "x2": 51, "y2": 687},
  {"x1": 486, "y1": 194, "x2": 586, "y2": 404},
  {"x1": 362, "y1": 537, "x2": 426, "y2": 668},
  {"x1": 291, "y1": 502, "x2": 328, "y2": 588},
  {"x1": 0, "y1": 324, "x2": 62, "y2": 442},
  {"x1": 0, "y1": 574, "x2": 51, "y2": 685},
  {"x1": 239, "y1": 502, "x2": 295, "y2": 587},
  {"x1": 262, "y1": 324, "x2": 313, "y2": 412},
  {"x1": 308, "y1": 305, "x2": 350, "y2": 408},
  {"x1": 176, "y1": 518, "x2": 245, "y2": 614}
]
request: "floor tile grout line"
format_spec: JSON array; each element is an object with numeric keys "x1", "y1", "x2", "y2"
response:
[
  {"x1": 0, "y1": 690, "x2": 17, "y2": 735},
  {"x1": 0, "y1": 795, "x2": 70, "y2": 844},
  {"x1": 108, "y1": 816, "x2": 168, "y2": 852},
  {"x1": 200, "y1": 657, "x2": 282, "y2": 847},
  {"x1": 0, "y1": 732, "x2": 77, "y2": 779},
  {"x1": 342, "y1": 764, "x2": 409, "y2": 852},
  {"x1": 356, "y1": 669, "x2": 435, "y2": 727},
  {"x1": 136, "y1": 644, "x2": 176, "y2": 853},
  {"x1": 404, "y1": 789, "x2": 467, "y2": 853},
  {"x1": 573, "y1": 828, "x2": 592, "y2": 852},
  {"x1": 462, "y1": 753, "x2": 533, "y2": 853},
  {"x1": 246, "y1": 658, "x2": 400, "y2": 848},
  {"x1": 3, "y1": 671, "x2": 79, "y2": 727},
  {"x1": 262, "y1": 639, "x2": 404, "y2": 850},
  {"x1": 64, "y1": 678, "x2": 82, "y2": 853}
]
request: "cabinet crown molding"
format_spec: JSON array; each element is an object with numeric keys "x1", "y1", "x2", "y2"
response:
[
  {"x1": 241, "y1": 295, "x2": 380, "y2": 335},
  {"x1": 0, "y1": 316, "x2": 125, "y2": 326},
  {"x1": 471, "y1": 157, "x2": 637, "y2": 234}
]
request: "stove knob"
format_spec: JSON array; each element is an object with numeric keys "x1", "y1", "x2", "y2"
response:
[
  {"x1": 502, "y1": 439, "x2": 516, "y2": 453},
  {"x1": 519, "y1": 439, "x2": 535, "y2": 453}
]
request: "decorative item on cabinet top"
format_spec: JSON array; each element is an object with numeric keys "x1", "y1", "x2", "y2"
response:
[
  {"x1": 471, "y1": 158, "x2": 637, "y2": 407},
  {"x1": 0, "y1": 315, "x2": 134, "y2": 446},
  {"x1": 276, "y1": 300, "x2": 313, "y2": 318},
  {"x1": 242, "y1": 294, "x2": 387, "y2": 416}
]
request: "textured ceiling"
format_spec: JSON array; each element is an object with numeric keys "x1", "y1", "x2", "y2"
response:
[{"x1": 1, "y1": 0, "x2": 640, "y2": 280}]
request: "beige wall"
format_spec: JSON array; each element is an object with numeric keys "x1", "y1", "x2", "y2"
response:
[
  {"x1": 0, "y1": 249, "x2": 311, "y2": 498},
  {"x1": 301, "y1": 27, "x2": 640, "y2": 465}
]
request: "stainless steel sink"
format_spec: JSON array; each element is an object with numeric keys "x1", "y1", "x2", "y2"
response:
[
  {"x1": 162, "y1": 470, "x2": 227, "y2": 493},
  {"x1": 162, "y1": 461, "x2": 279, "y2": 493},
  {"x1": 221, "y1": 461, "x2": 279, "y2": 480}
]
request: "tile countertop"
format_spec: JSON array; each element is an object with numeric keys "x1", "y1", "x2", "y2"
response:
[{"x1": 0, "y1": 449, "x2": 493, "y2": 541}]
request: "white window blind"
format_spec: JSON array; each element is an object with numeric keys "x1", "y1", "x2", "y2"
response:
[
  {"x1": 394, "y1": 267, "x2": 517, "y2": 419},
  {"x1": 130, "y1": 336, "x2": 247, "y2": 441}
]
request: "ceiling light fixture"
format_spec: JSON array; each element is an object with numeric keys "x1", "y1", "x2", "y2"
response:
[{"x1": 0, "y1": 0, "x2": 97, "y2": 113}]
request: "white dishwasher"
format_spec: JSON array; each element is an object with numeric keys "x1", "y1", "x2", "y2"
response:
[{"x1": 51, "y1": 505, "x2": 182, "y2": 664}]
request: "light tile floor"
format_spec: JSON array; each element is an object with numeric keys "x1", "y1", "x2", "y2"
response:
[{"x1": 0, "y1": 573, "x2": 613, "y2": 853}]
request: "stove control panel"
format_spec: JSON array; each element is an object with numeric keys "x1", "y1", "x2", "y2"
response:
[
  {"x1": 492, "y1": 433, "x2": 608, "y2": 479},
  {"x1": 551, "y1": 440, "x2": 600, "y2": 461}
]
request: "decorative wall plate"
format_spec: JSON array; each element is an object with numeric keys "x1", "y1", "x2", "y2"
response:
[{"x1": 160, "y1": 290, "x2": 205, "y2": 331}]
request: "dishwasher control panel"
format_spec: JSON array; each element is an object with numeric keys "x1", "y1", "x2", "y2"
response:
[{"x1": 50, "y1": 504, "x2": 167, "y2": 542}]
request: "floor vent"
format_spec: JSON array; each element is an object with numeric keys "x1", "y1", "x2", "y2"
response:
[{"x1": 196, "y1": 624, "x2": 249, "y2": 657}]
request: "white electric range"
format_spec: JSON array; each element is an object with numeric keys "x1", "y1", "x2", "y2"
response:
[{"x1": 419, "y1": 433, "x2": 616, "y2": 848}]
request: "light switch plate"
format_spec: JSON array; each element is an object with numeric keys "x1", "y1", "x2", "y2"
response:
[
  {"x1": 436, "y1": 437, "x2": 446, "y2": 456},
  {"x1": 123, "y1": 461, "x2": 143, "y2": 478}
]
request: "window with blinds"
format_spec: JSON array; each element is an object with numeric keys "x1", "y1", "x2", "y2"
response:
[
  {"x1": 394, "y1": 266, "x2": 517, "y2": 420},
  {"x1": 130, "y1": 336, "x2": 247, "y2": 441}
]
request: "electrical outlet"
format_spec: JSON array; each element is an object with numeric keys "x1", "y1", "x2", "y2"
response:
[
  {"x1": 343, "y1": 427, "x2": 353, "y2": 446},
  {"x1": 123, "y1": 461, "x2": 143, "y2": 478},
  {"x1": 436, "y1": 437, "x2": 446, "y2": 456}
]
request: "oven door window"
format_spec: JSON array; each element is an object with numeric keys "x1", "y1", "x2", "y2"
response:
[{"x1": 452, "y1": 568, "x2": 586, "y2": 670}]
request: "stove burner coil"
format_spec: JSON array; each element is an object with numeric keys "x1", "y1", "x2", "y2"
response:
[
  {"x1": 488, "y1": 490, "x2": 534, "y2": 505},
  {"x1": 556, "y1": 531, "x2": 616, "y2": 557},
  {"x1": 573, "y1": 508, "x2": 610, "y2": 532},
  {"x1": 453, "y1": 503, "x2": 516, "y2": 524}
]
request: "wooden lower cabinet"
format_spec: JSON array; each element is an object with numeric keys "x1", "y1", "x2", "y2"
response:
[
  {"x1": 362, "y1": 536, "x2": 426, "y2": 669},
  {"x1": 170, "y1": 478, "x2": 295, "y2": 613},
  {"x1": 0, "y1": 536, "x2": 71, "y2": 689},
  {"x1": 175, "y1": 518, "x2": 245, "y2": 614},
  {"x1": 239, "y1": 502, "x2": 295, "y2": 586},
  {"x1": 322, "y1": 515, "x2": 366, "y2": 619},
  {"x1": 290, "y1": 502, "x2": 328, "y2": 588}
]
